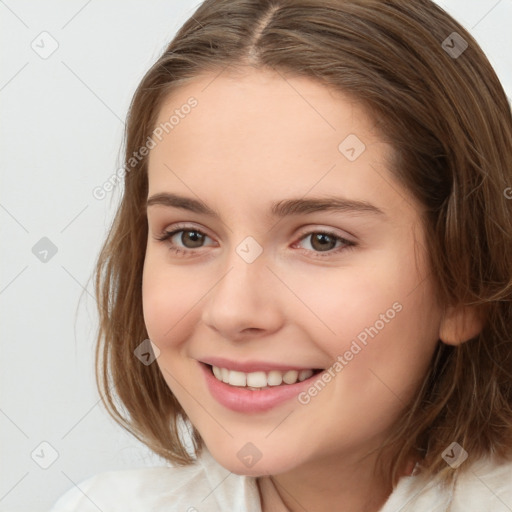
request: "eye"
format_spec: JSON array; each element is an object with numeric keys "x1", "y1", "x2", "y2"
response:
[
  {"x1": 155, "y1": 225, "x2": 215, "y2": 257},
  {"x1": 154, "y1": 225, "x2": 356, "y2": 259},
  {"x1": 293, "y1": 230, "x2": 356, "y2": 258}
]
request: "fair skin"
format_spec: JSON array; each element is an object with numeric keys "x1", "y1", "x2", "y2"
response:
[{"x1": 142, "y1": 67, "x2": 470, "y2": 512}]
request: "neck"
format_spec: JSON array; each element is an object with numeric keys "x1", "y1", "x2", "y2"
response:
[{"x1": 257, "y1": 450, "x2": 415, "y2": 512}]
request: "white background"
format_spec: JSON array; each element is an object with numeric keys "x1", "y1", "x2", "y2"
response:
[{"x1": 0, "y1": 1, "x2": 511, "y2": 510}]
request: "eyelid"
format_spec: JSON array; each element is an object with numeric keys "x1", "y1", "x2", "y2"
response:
[
  {"x1": 157, "y1": 221, "x2": 214, "y2": 239},
  {"x1": 155, "y1": 223, "x2": 216, "y2": 244},
  {"x1": 156, "y1": 223, "x2": 354, "y2": 244},
  {"x1": 295, "y1": 225, "x2": 356, "y2": 244}
]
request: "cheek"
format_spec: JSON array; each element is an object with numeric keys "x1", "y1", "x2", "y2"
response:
[
  {"x1": 284, "y1": 253, "x2": 439, "y2": 373},
  {"x1": 281, "y1": 263, "x2": 405, "y2": 350},
  {"x1": 141, "y1": 255, "x2": 200, "y2": 348},
  {"x1": 333, "y1": 278, "x2": 440, "y2": 407}
]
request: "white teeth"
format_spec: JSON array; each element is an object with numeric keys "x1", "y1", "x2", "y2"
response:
[
  {"x1": 267, "y1": 370, "x2": 283, "y2": 386},
  {"x1": 299, "y1": 369, "x2": 313, "y2": 381},
  {"x1": 211, "y1": 365, "x2": 316, "y2": 388},
  {"x1": 246, "y1": 371, "x2": 267, "y2": 387},
  {"x1": 228, "y1": 370, "x2": 246, "y2": 387},
  {"x1": 282, "y1": 370, "x2": 298, "y2": 384}
]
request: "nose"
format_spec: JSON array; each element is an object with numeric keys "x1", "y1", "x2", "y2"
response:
[{"x1": 201, "y1": 246, "x2": 284, "y2": 341}]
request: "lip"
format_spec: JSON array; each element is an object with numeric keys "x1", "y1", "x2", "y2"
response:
[
  {"x1": 200, "y1": 356, "x2": 320, "y2": 373},
  {"x1": 198, "y1": 361, "x2": 323, "y2": 413}
]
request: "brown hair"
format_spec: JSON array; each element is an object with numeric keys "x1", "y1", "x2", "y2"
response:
[{"x1": 94, "y1": 0, "x2": 512, "y2": 492}]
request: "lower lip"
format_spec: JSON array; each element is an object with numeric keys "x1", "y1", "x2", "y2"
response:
[{"x1": 199, "y1": 362, "x2": 321, "y2": 413}]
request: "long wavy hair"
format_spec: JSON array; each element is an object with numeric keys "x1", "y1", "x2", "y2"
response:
[{"x1": 94, "y1": 0, "x2": 512, "y2": 491}]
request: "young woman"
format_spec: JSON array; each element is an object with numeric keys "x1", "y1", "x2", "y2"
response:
[{"x1": 51, "y1": 0, "x2": 512, "y2": 510}]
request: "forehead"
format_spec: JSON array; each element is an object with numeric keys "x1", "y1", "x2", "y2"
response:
[
  {"x1": 146, "y1": 68, "x2": 415, "y2": 222},
  {"x1": 150, "y1": 67, "x2": 382, "y2": 167}
]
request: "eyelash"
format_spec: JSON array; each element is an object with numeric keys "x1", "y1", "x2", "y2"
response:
[{"x1": 155, "y1": 224, "x2": 356, "y2": 259}]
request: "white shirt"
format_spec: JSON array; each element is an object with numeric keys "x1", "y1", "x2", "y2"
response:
[{"x1": 49, "y1": 448, "x2": 512, "y2": 511}]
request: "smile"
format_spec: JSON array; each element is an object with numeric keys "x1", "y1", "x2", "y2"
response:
[
  {"x1": 211, "y1": 365, "x2": 320, "y2": 389},
  {"x1": 199, "y1": 361, "x2": 325, "y2": 413}
]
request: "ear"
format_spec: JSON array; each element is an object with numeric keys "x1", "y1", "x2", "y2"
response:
[{"x1": 439, "y1": 305, "x2": 485, "y2": 346}]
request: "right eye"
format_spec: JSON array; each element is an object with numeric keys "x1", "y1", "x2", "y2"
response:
[{"x1": 155, "y1": 226, "x2": 216, "y2": 256}]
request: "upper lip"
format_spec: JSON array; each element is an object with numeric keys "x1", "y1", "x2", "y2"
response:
[{"x1": 200, "y1": 357, "x2": 321, "y2": 373}]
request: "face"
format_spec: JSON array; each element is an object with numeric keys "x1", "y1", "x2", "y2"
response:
[{"x1": 142, "y1": 67, "x2": 443, "y2": 478}]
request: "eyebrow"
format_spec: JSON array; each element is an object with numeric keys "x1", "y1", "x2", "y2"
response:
[{"x1": 146, "y1": 192, "x2": 385, "y2": 218}]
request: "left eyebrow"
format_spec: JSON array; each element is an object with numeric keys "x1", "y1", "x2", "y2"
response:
[
  {"x1": 146, "y1": 193, "x2": 385, "y2": 218},
  {"x1": 270, "y1": 196, "x2": 385, "y2": 217}
]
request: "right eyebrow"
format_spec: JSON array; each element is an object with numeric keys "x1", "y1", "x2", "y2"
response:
[{"x1": 147, "y1": 193, "x2": 219, "y2": 216}]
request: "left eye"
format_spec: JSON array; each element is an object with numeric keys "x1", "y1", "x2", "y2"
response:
[
  {"x1": 294, "y1": 231, "x2": 354, "y2": 255},
  {"x1": 300, "y1": 231, "x2": 348, "y2": 252}
]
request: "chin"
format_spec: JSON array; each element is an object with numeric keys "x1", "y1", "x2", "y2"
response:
[{"x1": 207, "y1": 442, "x2": 301, "y2": 477}]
